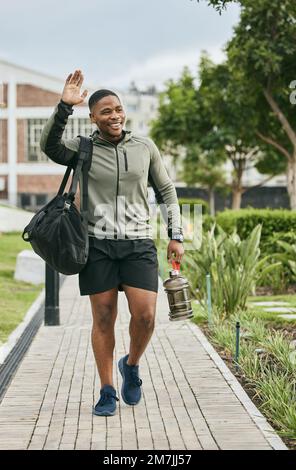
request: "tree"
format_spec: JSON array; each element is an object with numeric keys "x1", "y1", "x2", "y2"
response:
[
  {"x1": 194, "y1": 0, "x2": 234, "y2": 11},
  {"x1": 182, "y1": 144, "x2": 227, "y2": 216},
  {"x1": 225, "y1": 0, "x2": 296, "y2": 208},
  {"x1": 150, "y1": 55, "x2": 284, "y2": 210},
  {"x1": 150, "y1": 67, "x2": 226, "y2": 211},
  {"x1": 150, "y1": 67, "x2": 200, "y2": 150},
  {"x1": 197, "y1": 54, "x2": 284, "y2": 209}
]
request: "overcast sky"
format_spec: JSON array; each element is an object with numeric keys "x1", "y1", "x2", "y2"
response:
[{"x1": 0, "y1": 0, "x2": 240, "y2": 92}]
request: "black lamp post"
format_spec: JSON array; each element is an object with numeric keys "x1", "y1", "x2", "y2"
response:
[{"x1": 45, "y1": 263, "x2": 60, "y2": 326}]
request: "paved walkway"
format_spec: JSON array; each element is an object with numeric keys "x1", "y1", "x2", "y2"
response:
[{"x1": 0, "y1": 275, "x2": 287, "y2": 450}]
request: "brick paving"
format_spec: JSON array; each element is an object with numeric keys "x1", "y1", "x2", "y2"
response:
[{"x1": 0, "y1": 275, "x2": 287, "y2": 450}]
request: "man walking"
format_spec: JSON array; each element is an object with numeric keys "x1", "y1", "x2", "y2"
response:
[{"x1": 40, "y1": 70, "x2": 184, "y2": 416}]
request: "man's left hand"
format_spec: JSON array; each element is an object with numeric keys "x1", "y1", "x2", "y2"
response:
[{"x1": 167, "y1": 240, "x2": 185, "y2": 264}]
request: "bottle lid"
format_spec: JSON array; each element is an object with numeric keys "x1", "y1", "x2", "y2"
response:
[
  {"x1": 170, "y1": 270, "x2": 179, "y2": 277},
  {"x1": 172, "y1": 260, "x2": 180, "y2": 272},
  {"x1": 170, "y1": 260, "x2": 180, "y2": 277}
]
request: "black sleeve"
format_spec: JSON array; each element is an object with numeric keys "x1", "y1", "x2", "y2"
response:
[{"x1": 40, "y1": 100, "x2": 80, "y2": 168}]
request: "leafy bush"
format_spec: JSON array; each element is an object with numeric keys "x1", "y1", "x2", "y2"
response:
[
  {"x1": 183, "y1": 223, "x2": 279, "y2": 318},
  {"x1": 202, "y1": 214, "x2": 215, "y2": 232},
  {"x1": 257, "y1": 236, "x2": 296, "y2": 292},
  {"x1": 216, "y1": 209, "x2": 296, "y2": 290},
  {"x1": 216, "y1": 209, "x2": 296, "y2": 250}
]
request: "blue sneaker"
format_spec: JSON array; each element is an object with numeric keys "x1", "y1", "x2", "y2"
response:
[
  {"x1": 93, "y1": 385, "x2": 119, "y2": 416},
  {"x1": 118, "y1": 354, "x2": 142, "y2": 405}
]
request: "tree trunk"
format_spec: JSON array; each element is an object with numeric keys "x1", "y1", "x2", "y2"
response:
[
  {"x1": 209, "y1": 188, "x2": 215, "y2": 217},
  {"x1": 230, "y1": 153, "x2": 244, "y2": 210},
  {"x1": 263, "y1": 89, "x2": 296, "y2": 148},
  {"x1": 232, "y1": 187, "x2": 243, "y2": 210},
  {"x1": 287, "y1": 153, "x2": 296, "y2": 210}
]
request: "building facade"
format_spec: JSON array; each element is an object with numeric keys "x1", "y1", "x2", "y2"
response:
[{"x1": 0, "y1": 59, "x2": 158, "y2": 210}]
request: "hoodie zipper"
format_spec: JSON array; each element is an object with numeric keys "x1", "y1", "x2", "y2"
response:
[
  {"x1": 123, "y1": 148, "x2": 128, "y2": 171},
  {"x1": 94, "y1": 133, "x2": 129, "y2": 238},
  {"x1": 95, "y1": 135, "x2": 120, "y2": 237},
  {"x1": 115, "y1": 147, "x2": 119, "y2": 228}
]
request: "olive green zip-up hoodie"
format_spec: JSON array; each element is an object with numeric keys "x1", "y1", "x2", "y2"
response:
[{"x1": 40, "y1": 100, "x2": 183, "y2": 240}]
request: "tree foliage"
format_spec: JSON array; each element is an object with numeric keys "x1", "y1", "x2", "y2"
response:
[{"x1": 226, "y1": 0, "x2": 296, "y2": 208}]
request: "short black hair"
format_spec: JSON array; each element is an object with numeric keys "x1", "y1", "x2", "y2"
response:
[{"x1": 88, "y1": 89, "x2": 120, "y2": 111}]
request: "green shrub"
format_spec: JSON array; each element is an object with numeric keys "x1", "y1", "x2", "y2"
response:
[
  {"x1": 216, "y1": 209, "x2": 296, "y2": 289},
  {"x1": 183, "y1": 224, "x2": 278, "y2": 318},
  {"x1": 202, "y1": 214, "x2": 215, "y2": 232},
  {"x1": 256, "y1": 262, "x2": 288, "y2": 294},
  {"x1": 216, "y1": 209, "x2": 296, "y2": 247}
]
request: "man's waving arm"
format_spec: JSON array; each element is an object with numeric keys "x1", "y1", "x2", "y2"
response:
[{"x1": 40, "y1": 70, "x2": 88, "y2": 167}]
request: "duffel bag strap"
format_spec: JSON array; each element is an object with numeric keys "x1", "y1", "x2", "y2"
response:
[
  {"x1": 80, "y1": 137, "x2": 93, "y2": 255},
  {"x1": 56, "y1": 152, "x2": 83, "y2": 198},
  {"x1": 57, "y1": 165, "x2": 72, "y2": 197},
  {"x1": 67, "y1": 136, "x2": 92, "y2": 202},
  {"x1": 80, "y1": 137, "x2": 93, "y2": 214}
]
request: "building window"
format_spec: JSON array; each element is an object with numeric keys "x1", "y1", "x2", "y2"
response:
[
  {"x1": 20, "y1": 193, "x2": 49, "y2": 210},
  {"x1": 65, "y1": 118, "x2": 93, "y2": 140},
  {"x1": 27, "y1": 119, "x2": 47, "y2": 161},
  {"x1": 20, "y1": 193, "x2": 31, "y2": 208},
  {"x1": 27, "y1": 118, "x2": 93, "y2": 162}
]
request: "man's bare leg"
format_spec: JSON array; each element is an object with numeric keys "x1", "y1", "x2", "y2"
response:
[
  {"x1": 89, "y1": 287, "x2": 118, "y2": 388},
  {"x1": 121, "y1": 285, "x2": 157, "y2": 365}
]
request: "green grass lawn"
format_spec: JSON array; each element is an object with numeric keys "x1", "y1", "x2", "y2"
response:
[{"x1": 0, "y1": 232, "x2": 44, "y2": 345}]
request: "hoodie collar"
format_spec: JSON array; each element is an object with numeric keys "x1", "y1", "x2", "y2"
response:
[{"x1": 91, "y1": 128, "x2": 132, "y2": 146}]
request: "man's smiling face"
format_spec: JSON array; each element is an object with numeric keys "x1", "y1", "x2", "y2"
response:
[{"x1": 89, "y1": 95, "x2": 126, "y2": 143}]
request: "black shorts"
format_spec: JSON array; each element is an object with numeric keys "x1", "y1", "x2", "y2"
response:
[{"x1": 79, "y1": 237, "x2": 159, "y2": 295}]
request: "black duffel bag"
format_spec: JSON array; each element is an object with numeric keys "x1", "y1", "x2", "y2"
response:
[{"x1": 22, "y1": 136, "x2": 93, "y2": 275}]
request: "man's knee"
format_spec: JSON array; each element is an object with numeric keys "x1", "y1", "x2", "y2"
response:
[
  {"x1": 132, "y1": 308, "x2": 155, "y2": 330},
  {"x1": 92, "y1": 303, "x2": 117, "y2": 333}
]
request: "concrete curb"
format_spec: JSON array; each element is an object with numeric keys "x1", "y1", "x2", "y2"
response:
[
  {"x1": 0, "y1": 287, "x2": 45, "y2": 365},
  {"x1": 187, "y1": 321, "x2": 288, "y2": 451}
]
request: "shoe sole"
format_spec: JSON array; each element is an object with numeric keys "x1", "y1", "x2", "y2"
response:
[
  {"x1": 92, "y1": 407, "x2": 116, "y2": 417},
  {"x1": 118, "y1": 357, "x2": 141, "y2": 406}
]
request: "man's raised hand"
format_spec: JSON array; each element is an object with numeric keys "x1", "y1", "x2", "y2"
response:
[{"x1": 61, "y1": 70, "x2": 88, "y2": 106}]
